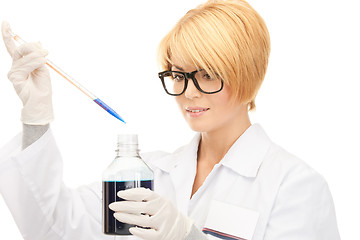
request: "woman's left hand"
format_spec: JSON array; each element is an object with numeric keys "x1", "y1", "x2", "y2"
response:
[{"x1": 109, "y1": 188, "x2": 193, "y2": 240}]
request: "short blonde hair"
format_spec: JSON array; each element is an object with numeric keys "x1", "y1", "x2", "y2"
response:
[{"x1": 158, "y1": 0, "x2": 270, "y2": 110}]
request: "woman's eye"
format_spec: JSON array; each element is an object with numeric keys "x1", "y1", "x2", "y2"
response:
[
  {"x1": 173, "y1": 74, "x2": 185, "y2": 81},
  {"x1": 202, "y1": 73, "x2": 213, "y2": 80}
]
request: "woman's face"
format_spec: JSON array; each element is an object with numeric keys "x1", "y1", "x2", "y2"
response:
[{"x1": 171, "y1": 57, "x2": 249, "y2": 134}]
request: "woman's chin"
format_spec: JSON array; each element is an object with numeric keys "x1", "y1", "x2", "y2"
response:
[{"x1": 186, "y1": 121, "x2": 211, "y2": 133}]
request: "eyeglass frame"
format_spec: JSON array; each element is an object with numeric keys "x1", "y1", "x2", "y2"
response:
[{"x1": 158, "y1": 70, "x2": 224, "y2": 96}]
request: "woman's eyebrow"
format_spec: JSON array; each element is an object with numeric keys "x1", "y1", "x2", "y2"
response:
[
  {"x1": 172, "y1": 65, "x2": 184, "y2": 71},
  {"x1": 172, "y1": 65, "x2": 204, "y2": 72}
]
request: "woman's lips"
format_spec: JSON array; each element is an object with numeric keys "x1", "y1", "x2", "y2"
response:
[{"x1": 185, "y1": 107, "x2": 210, "y2": 117}]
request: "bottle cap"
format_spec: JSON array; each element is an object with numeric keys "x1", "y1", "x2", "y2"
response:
[{"x1": 117, "y1": 134, "x2": 138, "y2": 145}]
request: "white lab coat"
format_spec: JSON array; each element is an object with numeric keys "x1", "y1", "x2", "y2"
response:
[{"x1": 0, "y1": 124, "x2": 340, "y2": 240}]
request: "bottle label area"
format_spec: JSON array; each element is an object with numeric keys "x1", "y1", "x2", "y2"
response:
[{"x1": 102, "y1": 180, "x2": 153, "y2": 235}]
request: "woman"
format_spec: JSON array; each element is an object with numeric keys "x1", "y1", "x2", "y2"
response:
[{"x1": 0, "y1": 0, "x2": 340, "y2": 239}]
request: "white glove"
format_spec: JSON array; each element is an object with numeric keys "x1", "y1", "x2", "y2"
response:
[
  {"x1": 109, "y1": 188, "x2": 193, "y2": 240},
  {"x1": 1, "y1": 21, "x2": 54, "y2": 125}
]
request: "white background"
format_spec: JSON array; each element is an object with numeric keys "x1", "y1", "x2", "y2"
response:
[{"x1": 0, "y1": 0, "x2": 359, "y2": 239}]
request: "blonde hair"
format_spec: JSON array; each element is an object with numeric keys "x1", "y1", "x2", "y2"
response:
[{"x1": 157, "y1": 0, "x2": 270, "y2": 110}]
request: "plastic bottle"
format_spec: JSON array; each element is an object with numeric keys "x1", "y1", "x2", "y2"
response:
[{"x1": 102, "y1": 134, "x2": 154, "y2": 235}]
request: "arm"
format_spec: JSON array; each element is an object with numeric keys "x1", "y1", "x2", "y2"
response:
[
  {"x1": 0, "y1": 22, "x2": 109, "y2": 239},
  {"x1": 264, "y1": 166, "x2": 341, "y2": 240},
  {"x1": 0, "y1": 130, "x2": 105, "y2": 239}
]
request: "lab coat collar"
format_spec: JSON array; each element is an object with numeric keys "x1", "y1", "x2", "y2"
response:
[
  {"x1": 151, "y1": 124, "x2": 271, "y2": 178},
  {"x1": 148, "y1": 133, "x2": 200, "y2": 174},
  {"x1": 220, "y1": 124, "x2": 272, "y2": 178}
]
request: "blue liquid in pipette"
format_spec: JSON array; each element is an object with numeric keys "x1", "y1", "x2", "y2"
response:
[
  {"x1": 94, "y1": 98, "x2": 126, "y2": 123},
  {"x1": 9, "y1": 30, "x2": 127, "y2": 123}
]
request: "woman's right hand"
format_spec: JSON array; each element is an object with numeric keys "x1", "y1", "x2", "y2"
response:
[{"x1": 1, "y1": 21, "x2": 54, "y2": 125}]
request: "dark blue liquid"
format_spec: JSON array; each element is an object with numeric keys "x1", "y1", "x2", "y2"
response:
[{"x1": 102, "y1": 180, "x2": 153, "y2": 235}]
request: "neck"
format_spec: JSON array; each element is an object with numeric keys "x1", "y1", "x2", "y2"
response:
[{"x1": 198, "y1": 111, "x2": 251, "y2": 165}]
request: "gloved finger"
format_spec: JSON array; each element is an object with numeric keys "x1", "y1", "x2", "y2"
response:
[
  {"x1": 12, "y1": 50, "x2": 47, "y2": 70},
  {"x1": 110, "y1": 199, "x2": 160, "y2": 216},
  {"x1": 129, "y1": 226, "x2": 159, "y2": 240},
  {"x1": 1, "y1": 21, "x2": 16, "y2": 57},
  {"x1": 13, "y1": 42, "x2": 48, "y2": 61},
  {"x1": 113, "y1": 212, "x2": 154, "y2": 229},
  {"x1": 13, "y1": 50, "x2": 47, "y2": 68},
  {"x1": 8, "y1": 54, "x2": 48, "y2": 83},
  {"x1": 109, "y1": 201, "x2": 148, "y2": 215},
  {"x1": 31, "y1": 64, "x2": 50, "y2": 82},
  {"x1": 117, "y1": 187, "x2": 157, "y2": 202}
]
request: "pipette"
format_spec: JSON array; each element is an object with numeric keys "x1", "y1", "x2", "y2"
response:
[{"x1": 9, "y1": 30, "x2": 126, "y2": 124}]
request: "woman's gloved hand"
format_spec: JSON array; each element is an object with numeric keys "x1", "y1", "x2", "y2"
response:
[
  {"x1": 1, "y1": 21, "x2": 54, "y2": 125},
  {"x1": 109, "y1": 188, "x2": 193, "y2": 240}
]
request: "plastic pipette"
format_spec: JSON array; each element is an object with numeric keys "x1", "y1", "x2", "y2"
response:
[{"x1": 9, "y1": 30, "x2": 126, "y2": 123}]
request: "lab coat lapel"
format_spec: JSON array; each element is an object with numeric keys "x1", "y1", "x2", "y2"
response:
[{"x1": 168, "y1": 134, "x2": 200, "y2": 214}]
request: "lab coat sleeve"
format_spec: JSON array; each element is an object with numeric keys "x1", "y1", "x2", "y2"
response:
[
  {"x1": 264, "y1": 164, "x2": 341, "y2": 240},
  {"x1": 0, "y1": 129, "x2": 110, "y2": 240}
]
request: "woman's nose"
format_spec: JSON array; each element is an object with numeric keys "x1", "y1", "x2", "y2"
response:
[{"x1": 184, "y1": 78, "x2": 201, "y2": 99}]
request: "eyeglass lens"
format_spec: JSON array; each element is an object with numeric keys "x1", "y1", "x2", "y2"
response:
[{"x1": 162, "y1": 70, "x2": 222, "y2": 95}]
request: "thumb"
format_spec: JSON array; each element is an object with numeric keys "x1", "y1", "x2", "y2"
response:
[{"x1": 1, "y1": 21, "x2": 17, "y2": 57}]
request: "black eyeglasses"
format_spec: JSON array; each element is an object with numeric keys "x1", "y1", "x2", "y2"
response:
[{"x1": 158, "y1": 69, "x2": 224, "y2": 96}]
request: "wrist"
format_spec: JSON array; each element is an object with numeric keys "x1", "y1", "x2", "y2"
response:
[
  {"x1": 22, "y1": 123, "x2": 49, "y2": 149},
  {"x1": 21, "y1": 95, "x2": 54, "y2": 125},
  {"x1": 185, "y1": 218, "x2": 194, "y2": 236}
]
